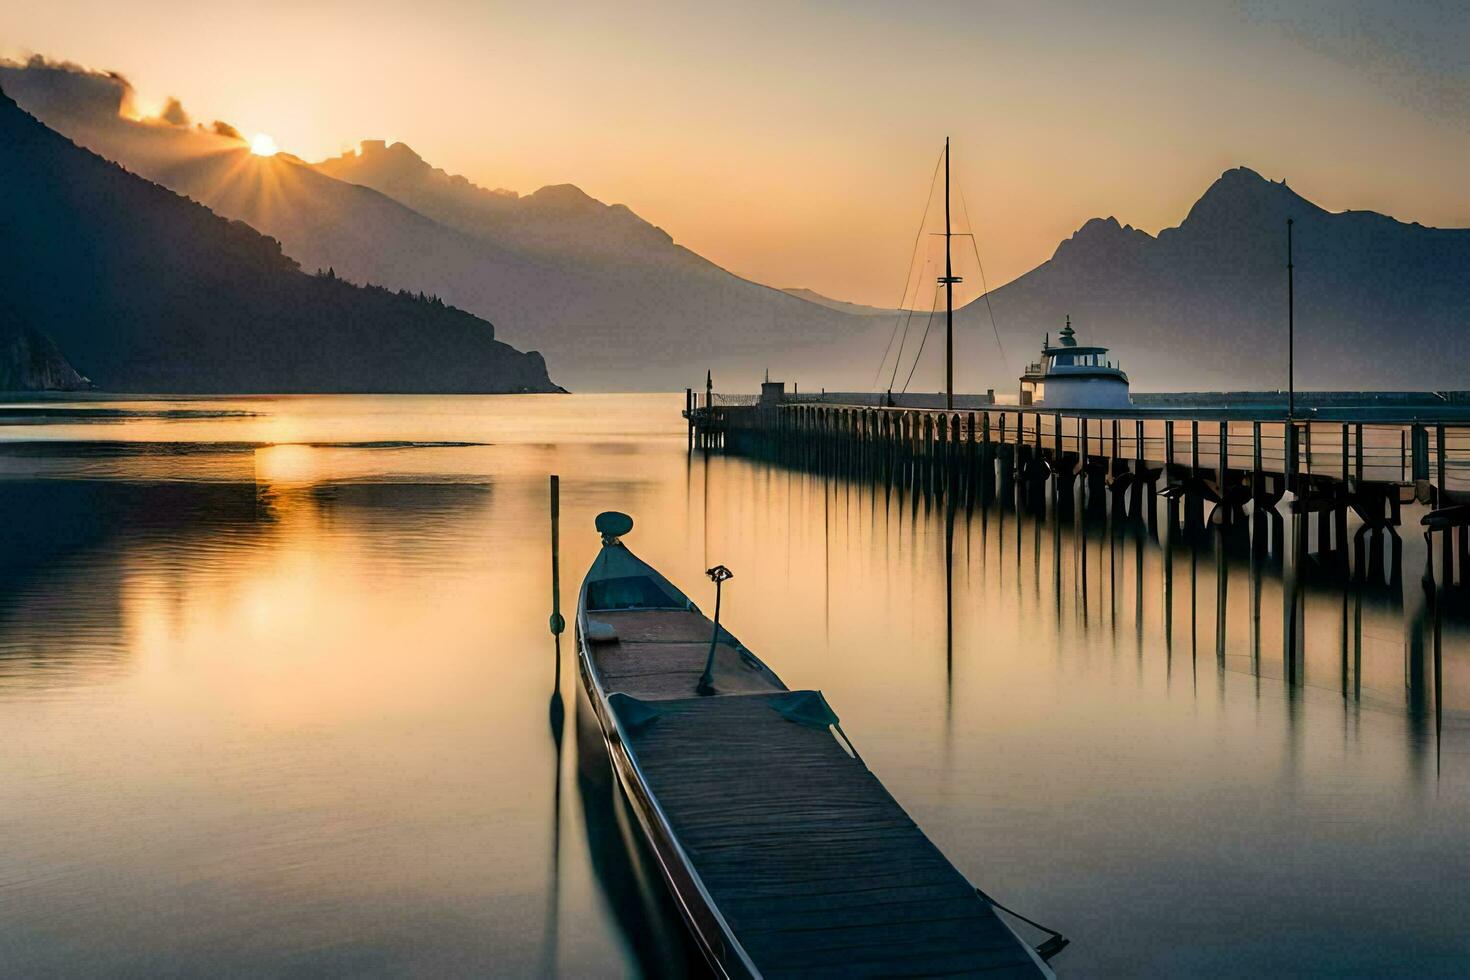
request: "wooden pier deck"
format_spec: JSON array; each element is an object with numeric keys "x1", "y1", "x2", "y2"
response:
[
  {"x1": 683, "y1": 391, "x2": 1470, "y2": 588},
  {"x1": 687, "y1": 395, "x2": 1470, "y2": 493}
]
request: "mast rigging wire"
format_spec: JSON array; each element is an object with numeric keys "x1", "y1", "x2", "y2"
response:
[
  {"x1": 900, "y1": 285, "x2": 942, "y2": 395},
  {"x1": 872, "y1": 148, "x2": 947, "y2": 392},
  {"x1": 887, "y1": 257, "x2": 931, "y2": 393},
  {"x1": 957, "y1": 185, "x2": 1010, "y2": 378}
]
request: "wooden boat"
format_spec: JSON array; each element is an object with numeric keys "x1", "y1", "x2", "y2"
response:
[{"x1": 576, "y1": 511, "x2": 1059, "y2": 978}]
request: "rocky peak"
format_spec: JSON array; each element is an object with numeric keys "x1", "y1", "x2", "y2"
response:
[
  {"x1": 351, "y1": 139, "x2": 428, "y2": 179},
  {"x1": 525, "y1": 183, "x2": 601, "y2": 215},
  {"x1": 1051, "y1": 215, "x2": 1153, "y2": 262},
  {"x1": 1177, "y1": 166, "x2": 1322, "y2": 233}
]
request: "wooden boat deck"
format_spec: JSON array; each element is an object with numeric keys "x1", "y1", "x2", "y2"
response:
[
  {"x1": 590, "y1": 610, "x2": 786, "y2": 700},
  {"x1": 580, "y1": 550, "x2": 1050, "y2": 978},
  {"x1": 606, "y1": 691, "x2": 1044, "y2": 977}
]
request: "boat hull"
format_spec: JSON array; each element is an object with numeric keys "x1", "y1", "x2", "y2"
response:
[
  {"x1": 1036, "y1": 374, "x2": 1133, "y2": 409},
  {"x1": 573, "y1": 532, "x2": 1053, "y2": 979},
  {"x1": 576, "y1": 612, "x2": 756, "y2": 979}
]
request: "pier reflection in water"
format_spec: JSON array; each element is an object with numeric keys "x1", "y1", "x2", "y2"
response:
[{"x1": 0, "y1": 394, "x2": 1466, "y2": 977}]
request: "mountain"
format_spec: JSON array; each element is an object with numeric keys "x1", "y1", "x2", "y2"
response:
[
  {"x1": 8, "y1": 58, "x2": 1462, "y2": 396},
  {"x1": 1, "y1": 58, "x2": 879, "y2": 392},
  {"x1": 951, "y1": 168, "x2": 1470, "y2": 393},
  {"x1": 0, "y1": 87, "x2": 560, "y2": 394},
  {"x1": 781, "y1": 289, "x2": 899, "y2": 317},
  {"x1": 314, "y1": 140, "x2": 684, "y2": 264},
  {"x1": 0, "y1": 309, "x2": 92, "y2": 391}
]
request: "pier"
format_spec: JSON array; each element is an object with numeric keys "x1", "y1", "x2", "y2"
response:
[{"x1": 684, "y1": 388, "x2": 1470, "y2": 590}]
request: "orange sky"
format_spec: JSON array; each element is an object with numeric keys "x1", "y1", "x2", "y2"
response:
[{"x1": 3, "y1": 1, "x2": 1467, "y2": 307}]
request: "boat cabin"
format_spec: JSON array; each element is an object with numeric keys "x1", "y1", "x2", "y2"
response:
[{"x1": 1018, "y1": 317, "x2": 1131, "y2": 409}]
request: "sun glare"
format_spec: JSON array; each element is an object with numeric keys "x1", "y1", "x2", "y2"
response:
[{"x1": 250, "y1": 133, "x2": 279, "y2": 157}]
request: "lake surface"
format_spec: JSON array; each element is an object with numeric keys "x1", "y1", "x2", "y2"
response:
[{"x1": 1, "y1": 393, "x2": 1466, "y2": 977}]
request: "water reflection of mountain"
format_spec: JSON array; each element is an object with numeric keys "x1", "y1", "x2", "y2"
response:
[
  {"x1": 0, "y1": 477, "x2": 495, "y2": 693},
  {"x1": 0, "y1": 479, "x2": 264, "y2": 692},
  {"x1": 307, "y1": 480, "x2": 491, "y2": 517}
]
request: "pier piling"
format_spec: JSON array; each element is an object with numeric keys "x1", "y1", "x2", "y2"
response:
[{"x1": 682, "y1": 387, "x2": 1469, "y2": 588}]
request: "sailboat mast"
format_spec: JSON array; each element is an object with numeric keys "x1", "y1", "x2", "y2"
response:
[{"x1": 944, "y1": 137, "x2": 953, "y2": 410}]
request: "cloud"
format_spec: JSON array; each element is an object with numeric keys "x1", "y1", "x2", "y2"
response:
[
  {"x1": 158, "y1": 97, "x2": 190, "y2": 127},
  {"x1": 0, "y1": 54, "x2": 136, "y2": 122},
  {"x1": 0, "y1": 53, "x2": 252, "y2": 144}
]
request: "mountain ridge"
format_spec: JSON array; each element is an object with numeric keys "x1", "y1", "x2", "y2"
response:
[
  {"x1": 1, "y1": 57, "x2": 871, "y2": 391},
  {"x1": 948, "y1": 166, "x2": 1469, "y2": 393},
  {"x1": 4, "y1": 56, "x2": 1464, "y2": 394},
  {"x1": 0, "y1": 86, "x2": 562, "y2": 394}
]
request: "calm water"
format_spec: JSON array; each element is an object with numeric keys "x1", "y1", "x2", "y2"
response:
[{"x1": 1, "y1": 394, "x2": 1466, "y2": 977}]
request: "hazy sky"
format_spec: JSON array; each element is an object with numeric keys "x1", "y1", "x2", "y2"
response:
[{"x1": 3, "y1": 0, "x2": 1467, "y2": 306}]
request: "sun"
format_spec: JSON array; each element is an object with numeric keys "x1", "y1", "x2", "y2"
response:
[{"x1": 250, "y1": 133, "x2": 279, "y2": 157}]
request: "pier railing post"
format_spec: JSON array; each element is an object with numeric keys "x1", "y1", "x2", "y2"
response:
[
  {"x1": 1411, "y1": 423, "x2": 1429, "y2": 491},
  {"x1": 1054, "y1": 412, "x2": 1063, "y2": 486},
  {"x1": 1355, "y1": 423, "x2": 1364, "y2": 484},
  {"x1": 1219, "y1": 420, "x2": 1228, "y2": 488},
  {"x1": 1163, "y1": 419, "x2": 1177, "y2": 532},
  {"x1": 1251, "y1": 421, "x2": 1264, "y2": 555},
  {"x1": 1286, "y1": 420, "x2": 1300, "y2": 496},
  {"x1": 966, "y1": 412, "x2": 978, "y2": 511},
  {"x1": 1437, "y1": 424, "x2": 1449, "y2": 574},
  {"x1": 1335, "y1": 423, "x2": 1350, "y2": 570},
  {"x1": 980, "y1": 411, "x2": 993, "y2": 505}
]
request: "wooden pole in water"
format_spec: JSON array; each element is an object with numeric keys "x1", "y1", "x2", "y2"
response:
[{"x1": 549, "y1": 475, "x2": 564, "y2": 636}]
